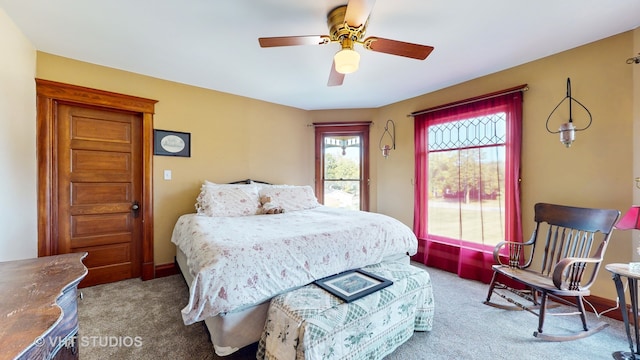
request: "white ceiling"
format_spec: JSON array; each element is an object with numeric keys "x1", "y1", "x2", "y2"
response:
[{"x1": 2, "y1": 0, "x2": 639, "y2": 110}]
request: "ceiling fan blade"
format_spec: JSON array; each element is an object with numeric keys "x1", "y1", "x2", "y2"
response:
[
  {"x1": 344, "y1": 0, "x2": 376, "y2": 27},
  {"x1": 327, "y1": 61, "x2": 345, "y2": 87},
  {"x1": 259, "y1": 35, "x2": 330, "y2": 48},
  {"x1": 363, "y1": 37, "x2": 434, "y2": 60}
]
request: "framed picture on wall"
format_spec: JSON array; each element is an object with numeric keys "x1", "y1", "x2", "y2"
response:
[{"x1": 153, "y1": 129, "x2": 191, "y2": 157}]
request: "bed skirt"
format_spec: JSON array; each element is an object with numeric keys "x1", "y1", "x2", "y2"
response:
[{"x1": 177, "y1": 248, "x2": 269, "y2": 356}]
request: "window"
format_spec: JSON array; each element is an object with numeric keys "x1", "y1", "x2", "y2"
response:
[
  {"x1": 314, "y1": 122, "x2": 370, "y2": 211},
  {"x1": 427, "y1": 114, "x2": 506, "y2": 247},
  {"x1": 414, "y1": 89, "x2": 524, "y2": 282}
]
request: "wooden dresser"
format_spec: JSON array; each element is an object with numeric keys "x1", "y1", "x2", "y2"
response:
[{"x1": 0, "y1": 253, "x2": 88, "y2": 360}]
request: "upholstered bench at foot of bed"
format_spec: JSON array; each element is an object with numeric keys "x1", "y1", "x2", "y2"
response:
[{"x1": 256, "y1": 262, "x2": 434, "y2": 360}]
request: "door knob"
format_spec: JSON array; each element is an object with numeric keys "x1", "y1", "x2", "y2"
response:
[{"x1": 132, "y1": 201, "x2": 140, "y2": 218}]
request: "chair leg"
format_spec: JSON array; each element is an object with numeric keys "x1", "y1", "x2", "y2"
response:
[
  {"x1": 485, "y1": 271, "x2": 499, "y2": 303},
  {"x1": 534, "y1": 293, "x2": 609, "y2": 341},
  {"x1": 531, "y1": 288, "x2": 540, "y2": 306},
  {"x1": 575, "y1": 296, "x2": 589, "y2": 332},
  {"x1": 484, "y1": 272, "x2": 539, "y2": 311},
  {"x1": 537, "y1": 292, "x2": 548, "y2": 335}
]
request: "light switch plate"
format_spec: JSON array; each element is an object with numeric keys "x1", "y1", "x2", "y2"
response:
[{"x1": 164, "y1": 170, "x2": 172, "y2": 180}]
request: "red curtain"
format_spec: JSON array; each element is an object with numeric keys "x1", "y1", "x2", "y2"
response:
[{"x1": 413, "y1": 91, "x2": 523, "y2": 283}]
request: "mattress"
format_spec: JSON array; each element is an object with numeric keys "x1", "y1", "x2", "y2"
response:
[
  {"x1": 172, "y1": 206, "x2": 418, "y2": 325},
  {"x1": 172, "y1": 205, "x2": 417, "y2": 356}
]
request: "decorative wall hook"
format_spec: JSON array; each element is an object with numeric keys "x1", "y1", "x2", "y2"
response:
[
  {"x1": 545, "y1": 78, "x2": 592, "y2": 148},
  {"x1": 379, "y1": 119, "x2": 396, "y2": 158}
]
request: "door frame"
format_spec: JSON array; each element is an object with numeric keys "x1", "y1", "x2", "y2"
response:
[
  {"x1": 313, "y1": 121, "x2": 371, "y2": 211},
  {"x1": 35, "y1": 79, "x2": 158, "y2": 280}
]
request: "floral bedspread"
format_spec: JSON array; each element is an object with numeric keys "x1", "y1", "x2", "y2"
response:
[{"x1": 171, "y1": 206, "x2": 418, "y2": 324}]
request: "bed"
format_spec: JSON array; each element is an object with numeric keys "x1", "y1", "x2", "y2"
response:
[{"x1": 171, "y1": 180, "x2": 418, "y2": 356}]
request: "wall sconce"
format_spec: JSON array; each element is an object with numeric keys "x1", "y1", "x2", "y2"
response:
[
  {"x1": 545, "y1": 78, "x2": 592, "y2": 148},
  {"x1": 626, "y1": 53, "x2": 640, "y2": 64},
  {"x1": 379, "y1": 119, "x2": 395, "y2": 158}
]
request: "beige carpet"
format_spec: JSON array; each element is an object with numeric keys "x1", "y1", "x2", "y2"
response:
[{"x1": 77, "y1": 262, "x2": 631, "y2": 359}]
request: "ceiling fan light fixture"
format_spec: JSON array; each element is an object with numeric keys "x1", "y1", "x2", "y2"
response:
[
  {"x1": 334, "y1": 48, "x2": 360, "y2": 74},
  {"x1": 258, "y1": 1, "x2": 434, "y2": 86}
]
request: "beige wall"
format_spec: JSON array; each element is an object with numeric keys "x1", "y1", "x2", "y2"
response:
[
  {"x1": 0, "y1": 8, "x2": 37, "y2": 261},
  {"x1": 35, "y1": 53, "x2": 314, "y2": 264},
  {"x1": 378, "y1": 30, "x2": 638, "y2": 299},
  {"x1": 3, "y1": 8, "x2": 638, "y2": 300}
]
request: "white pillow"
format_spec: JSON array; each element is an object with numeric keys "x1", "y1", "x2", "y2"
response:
[
  {"x1": 259, "y1": 185, "x2": 320, "y2": 211},
  {"x1": 195, "y1": 182, "x2": 260, "y2": 217}
]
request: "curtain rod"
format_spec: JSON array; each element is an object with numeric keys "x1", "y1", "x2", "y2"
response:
[
  {"x1": 309, "y1": 121, "x2": 372, "y2": 127},
  {"x1": 407, "y1": 84, "x2": 529, "y2": 117}
]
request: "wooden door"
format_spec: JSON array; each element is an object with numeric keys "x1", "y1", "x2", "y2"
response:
[
  {"x1": 57, "y1": 104, "x2": 142, "y2": 287},
  {"x1": 36, "y1": 79, "x2": 157, "y2": 287}
]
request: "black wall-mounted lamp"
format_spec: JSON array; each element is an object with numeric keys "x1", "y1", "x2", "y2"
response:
[
  {"x1": 545, "y1": 78, "x2": 592, "y2": 148},
  {"x1": 379, "y1": 119, "x2": 395, "y2": 158}
]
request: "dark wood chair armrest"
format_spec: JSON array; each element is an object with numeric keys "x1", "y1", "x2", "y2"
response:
[
  {"x1": 492, "y1": 240, "x2": 534, "y2": 267},
  {"x1": 552, "y1": 256, "x2": 601, "y2": 290}
]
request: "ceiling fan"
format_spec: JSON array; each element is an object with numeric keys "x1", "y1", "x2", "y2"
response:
[{"x1": 258, "y1": 0, "x2": 434, "y2": 86}]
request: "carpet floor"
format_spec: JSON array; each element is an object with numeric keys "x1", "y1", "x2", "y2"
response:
[{"x1": 77, "y1": 262, "x2": 632, "y2": 359}]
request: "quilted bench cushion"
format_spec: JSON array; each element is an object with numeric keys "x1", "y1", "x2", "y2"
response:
[{"x1": 257, "y1": 262, "x2": 434, "y2": 360}]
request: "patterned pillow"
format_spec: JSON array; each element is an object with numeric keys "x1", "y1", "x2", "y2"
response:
[
  {"x1": 259, "y1": 185, "x2": 320, "y2": 212},
  {"x1": 195, "y1": 182, "x2": 260, "y2": 217}
]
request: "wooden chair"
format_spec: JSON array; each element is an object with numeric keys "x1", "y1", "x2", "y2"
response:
[{"x1": 484, "y1": 202, "x2": 620, "y2": 341}]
